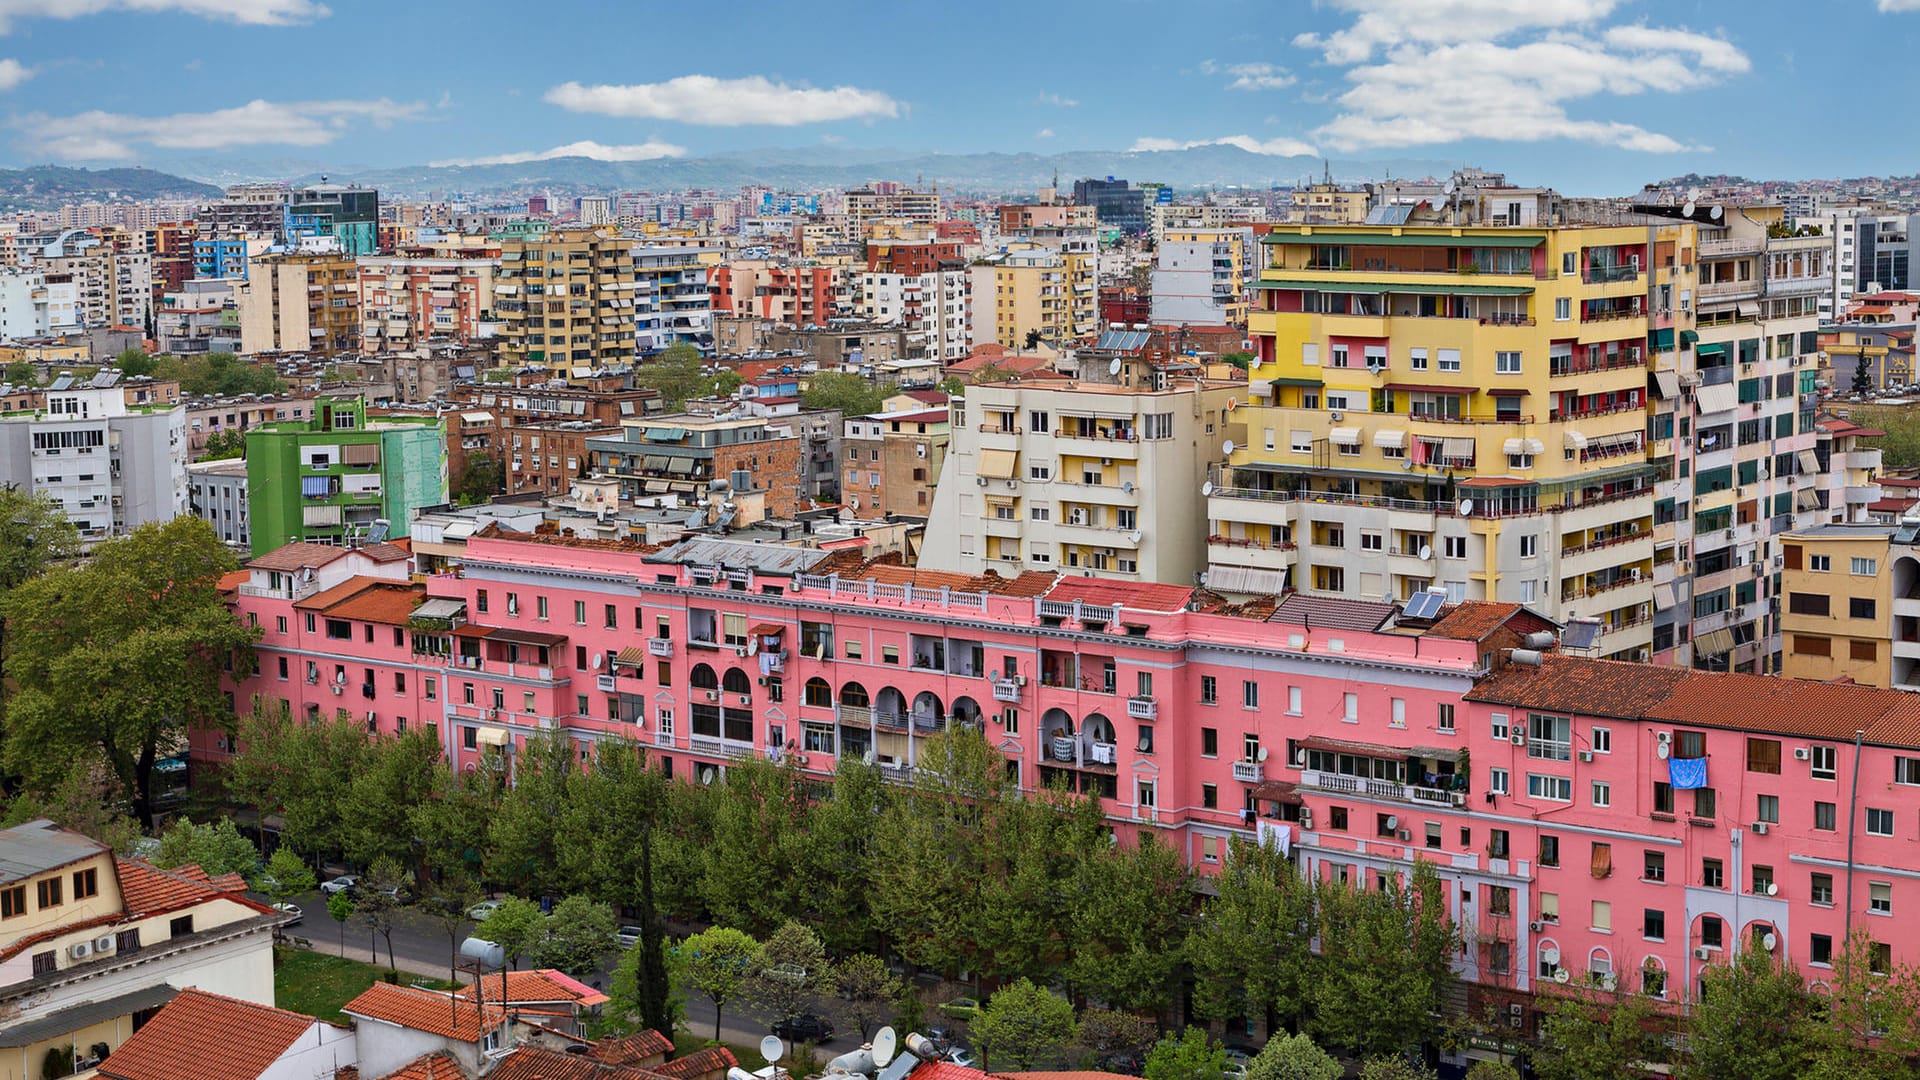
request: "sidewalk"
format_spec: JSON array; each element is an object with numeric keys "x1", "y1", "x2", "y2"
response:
[{"x1": 284, "y1": 931, "x2": 447, "y2": 982}]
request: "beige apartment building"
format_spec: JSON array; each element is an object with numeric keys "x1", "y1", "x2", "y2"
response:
[
  {"x1": 235, "y1": 252, "x2": 360, "y2": 356},
  {"x1": 494, "y1": 228, "x2": 636, "y2": 377},
  {"x1": 969, "y1": 244, "x2": 1097, "y2": 349},
  {"x1": 923, "y1": 378, "x2": 1242, "y2": 583}
]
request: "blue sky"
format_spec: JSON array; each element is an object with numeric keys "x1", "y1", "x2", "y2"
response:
[{"x1": 0, "y1": 0, "x2": 1913, "y2": 192}]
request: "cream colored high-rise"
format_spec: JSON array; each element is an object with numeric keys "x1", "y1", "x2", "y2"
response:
[
  {"x1": 494, "y1": 227, "x2": 636, "y2": 378},
  {"x1": 969, "y1": 243, "x2": 1096, "y2": 349},
  {"x1": 236, "y1": 251, "x2": 359, "y2": 356}
]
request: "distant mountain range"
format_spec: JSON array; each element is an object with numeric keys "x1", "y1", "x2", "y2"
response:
[
  {"x1": 150, "y1": 145, "x2": 1458, "y2": 200},
  {"x1": 0, "y1": 165, "x2": 222, "y2": 209}
]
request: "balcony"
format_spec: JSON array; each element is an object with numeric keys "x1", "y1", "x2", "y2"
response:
[
  {"x1": 1127, "y1": 695, "x2": 1158, "y2": 721},
  {"x1": 1300, "y1": 769, "x2": 1462, "y2": 807},
  {"x1": 992, "y1": 678, "x2": 1024, "y2": 704},
  {"x1": 1232, "y1": 760, "x2": 1265, "y2": 783},
  {"x1": 596, "y1": 674, "x2": 617, "y2": 692},
  {"x1": 646, "y1": 637, "x2": 673, "y2": 657},
  {"x1": 836, "y1": 704, "x2": 873, "y2": 728}
]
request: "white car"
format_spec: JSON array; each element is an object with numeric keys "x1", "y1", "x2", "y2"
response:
[
  {"x1": 319, "y1": 875, "x2": 357, "y2": 896},
  {"x1": 616, "y1": 925, "x2": 643, "y2": 948},
  {"x1": 272, "y1": 902, "x2": 303, "y2": 926},
  {"x1": 468, "y1": 898, "x2": 505, "y2": 921},
  {"x1": 946, "y1": 1049, "x2": 978, "y2": 1070}
]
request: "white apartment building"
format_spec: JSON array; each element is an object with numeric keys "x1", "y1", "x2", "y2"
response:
[
  {"x1": 922, "y1": 378, "x2": 1243, "y2": 584},
  {"x1": 579, "y1": 195, "x2": 612, "y2": 225},
  {"x1": 188, "y1": 457, "x2": 250, "y2": 549},
  {"x1": 854, "y1": 268, "x2": 971, "y2": 361},
  {"x1": 1149, "y1": 227, "x2": 1255, "y2": 328},
  {"x1": 0, "y1": 371, "x2": 187, "y2": 543},
  {"x1": 0, "y1": 268, "x2": 52, "y2": 339}
]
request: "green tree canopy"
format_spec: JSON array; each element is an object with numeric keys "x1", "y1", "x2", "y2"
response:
[
  {"x1": 676, "y1": 926, "x2": 761, "y2": 1041},
  {"x1": 255, "y1": 846, "x2": 315, "y2": 909},
  {"x1": 801, "y1": 370, "x2": 891, "y2": 417},
  {"x1": 3, "y1": 359, "x2": 35, "y2": 385},
  {"x1": 1144, "y1": 1027, "x2": 1227, "y2": 1080},
  {"x1": 155, "y1": 817, "x2": 258, "y2": 876},
  {"x1": 150, "y1": 351, "x2": 284, "y2": 396},
  {"x1": 115, "y1": 348, "x2": 156, "y2": 378},
  {"x1": 971, "y1": 978, "x2": 1077, "y2": 1071},
  {"x1": 747, "y1": 919, "x2": 829, "y2": 1026},
  {"x1": 0, "y1": 760, "x2": 140, "y2": 854},
  {"x1": 473, "y1": 896, "x2": 548, "y2": 970},
  {"x1": 201, "y1": 428, "x2": 247, "y2": 460},
  {"x1": 455, "y1": 454, "x2": 504, "y2": 505},
  {"x1": 1245, "y1": 1032, "x2": 1341, "y2": 1080},
  {"x1": 632, "y1": 342, "x2": 719, "y2": 409},
  {"x1": 1683, "y1": 946, "x2": 1820, "y2": 1080},
  {"x1": 834, "y1": 953, "x2": 904, "y2": 1040},
  {"x1": 1462, "y1": 1062, "x2": 1520, "y2": 1080},
  {"x1": 1533, "y1": 986, "x2": 1663, "y2": 1080},
  {"x1": 225, "y1": 700, "x2": 370, "y2": 861},
  {"x1": 532, "y1": 895, "x2": 617, "y2": 976}
]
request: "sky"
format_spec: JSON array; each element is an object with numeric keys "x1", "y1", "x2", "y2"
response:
[{"x1": 0, "y1": 0, "x2": 1914, "y2": 192}]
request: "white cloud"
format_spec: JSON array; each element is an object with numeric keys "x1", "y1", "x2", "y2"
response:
[
  {"x1": 1199, "y1": 59, "x2": 1296, "y2": 91},
  {"x1": 1293, "y1": 0, "x2": 1746, "y2": 153},
  {"x1": 545, "y1": 75, "x2": 899, "y2": 127},
  {"x1": 431, "y1": 139, "x2": 688, "y2": 167},
  {"x1": 0, "y1": 58, "x2": 29, "y2": 90},
  {"x1": 19, "y1": 97, "x2": 421, "y2": 159},
  {"x1": 1036, "y1": 92, "x2": 1078, "y2": 107},
  {"x1": 1880, "y1": 0, "x2": 1920, "y2": 11},
  {"x1": 1036, "y1": 127, "x2": 1055, "y2": 138},
  {"x1": 1130, "y1": 134, "x2": 1317, "y2": 157},
  {"x1": 0, "y1": 0, "x2": 326, "y2": 32}
]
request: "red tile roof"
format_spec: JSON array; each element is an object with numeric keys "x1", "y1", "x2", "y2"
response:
[
  {"x1": 489, "y1": 1046, "x2": 650, "y2": 1080},
  {"x1": 1043, "y1": 576, "x2": 1193, "y2": 613},
  {"x1": 1423, "y1": 602, "x2": 1554, "y2": 642},
  {"x1": 1465, "y1": 655, "x2": 1690, "y2": 719},
  {"x1": 248, "y1": 541, "x2": 352, "y2": 572},
  {"x1": 218, "y1": 569, "x2": 249, "y2": 593},
  {"x1": 97, "y1": 989, "x2": 320, "y2": 1080},
  {"x1": 294, "y1": 576, "x2": 425, "y2": 624},
  {"x1": 591, "y1": 1029, "x2": 674, "y2": 1066},
  {"x1": 344, "y1": 982, "x2": 504, "y2": 1042},
  {"x1": 116, "y1": 857, "x2": 263, "y2": 918},
  {"x1": 373, "y1": 1053, "x2": 463, "y2": 1080},
  {"x1": 1268, "y1": 593, "x2": 1397, "y2": 633},
  {"x1": 947, "y1": 347, "x2": 1058, "y2": 376},
  {"x1": 899, "y1": 389, "x2": 950, "y2": 405},
  {"x1": 908, "y1": 1063, "x2": 993, "y2": 1080},
  {"x1": 650, "y1": 1046, "x2": 738, "y2": 1080},
  {"x1": 455, "y1": 969, "x2": 609, "y2": 1008},
  {"x1": 359, "y1": 541, "x2": 412, "y2": 563}
]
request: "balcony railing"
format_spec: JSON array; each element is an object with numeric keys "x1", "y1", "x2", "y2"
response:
[
  {"x1": 1232, "y1": 760, "x2": 1265, "y2": 783},
  {"x1": 1301, "y1": 769, "x2": 1462, "y2": 806},
  {"x1": 1127, "y1": 696, "x2": 1158, "y2": 721},
  {"x1": 647, "y1": 638, "x2": 674, "y2": 657},
  {"x1": 992, "y1": 679, "x2": 1024, "y2": 704}
]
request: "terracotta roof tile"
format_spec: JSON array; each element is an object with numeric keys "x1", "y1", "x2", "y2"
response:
[
  {"x1": 248, "y1": 541, "x2": 351, "y2": 572},
  {"x1": 651, "y1": 1047, "x2": 738, "y2": 1080},
  {"x1": 116, "y1": 857, "x2": 258, "y2": 918},
  {"x1": 1423, "y1": 602, "x2": 1554, "y2": 642},
  {"x1": 591, "y1": 1029, "x2": 674, "y2": 1066},
  {"x1": 373, "y1": 1053, "x2": 464, "y2": 1080},
  {"x1": 359, "y1": 541, "x2": 412, "y2": 563},
  {"x1": 218, "y1": 569, "x2": 249, "y2": 593},
  {"x1": 344, "y1": 982, "x2": 504, "y2": 1042},
  {"x1": 1268, "y1": 593, "x2": 1397, "y2": 632},
  {"x1": 294, "y1": 576, "x2": 425, "y2": 623},
  {"x1": 1043, "y1": 577, "x2": 1193, "y2": 614},
  {"x1": 97, "y1": 988, "x2": 319, "y2": 1080},
  {"x1": 488, "y1": 1046, "x2": 643, "y2": 1080},
  {"x1": 908, "y1": 1063, "x2": 992, "y2": 1080},
  {"x1": 455, "y1": 969, "x2": 608, "y2": 1008},
  {"x1": 1465, "y1": 655, "x2": 1690, "y2": 719}
]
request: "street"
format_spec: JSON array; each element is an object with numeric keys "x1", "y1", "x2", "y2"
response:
[{"x1": 273, "y1": 889, "x2": 877, "y2": 1058}]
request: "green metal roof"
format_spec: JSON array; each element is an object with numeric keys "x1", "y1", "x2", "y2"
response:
[
  {"x1": 1270, "y1": 377, "x2": 1325, "y2": 387},
  {"x1": 1695, "y1": 342, "x2": 1727, "y2": 358},
  {"x1": 1250, "y1": 279, "x2": 1534, "y2": 296},
  {"x1": 1261, "y1": 232, "x2": 1544, "y2": 248}
]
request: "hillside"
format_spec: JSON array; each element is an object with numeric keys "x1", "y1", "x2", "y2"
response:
[{"x1": 0, "y1": 165, "x2": 221, "y2": 209}]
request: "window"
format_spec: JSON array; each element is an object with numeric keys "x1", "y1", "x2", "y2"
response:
[
  {"x1": 1644, "y1": 909, "x2": 1666, "y2": 941},
  {"x1": 1644, "y1": 850, "x2": 1665, "y2": 881},
  {"x1": 1694, "y1": 787, "x2": 1717, "y2": 818},
  {"x1": 1328, "y1": 806, "x2": 1349, "y2": 831},
  {"x1": 1591, "y1": 781, "x2": 1612, "y2": 808},
  {"x1": 1811, "y1": 745, "x2": 1836, "y2": 780},
  {"x1": 1489, "y1": 829, "x2": 1509, "y2": 858},
  {"x1": 1752, "y1": 864, "x2": 1774, "y2": 894},
  {"x1": 1701, "y1": 916, "x2": 1723, "y2": 948},
  {"x1": 1528, "y1": 713, "x2": 1572, "y2": 760},
  {"x1": 1653, "y1": 780, "x2": 1673, "y2": 814},
  {"x1": 1810, "y1": 933, "x2": 1833, "y2": 965},
  {"x1": 1555, "y1": 297, "x2": 1571, "y2": 320},
  {"x1": 1852, "y1": 597, "x2": 1878, "y2": 619},
  {"x1": 1897, "y1": 757, "x2": 1920, "y2": 785},
  {"x1": 1290, "y1": 430, "x2": 1313, "y2": 454},
  {"x1": 1489, "y1": 886, "x2": 1513, "y2": 916},
  {"x1": 574, "y1": 600, "x2": 587, "y2": 624},
  {"x1": 37, "y1": 876, "x2": 62, "y2": 908},
  {"x1": 2, "y1": 884, "x2": 25, "y2": 919},
  {"x1": 1438, "y1": 703, "x2": 1455, "y2": 732},
  {"x1": 1870, "y1": 882, "x2": 1892, "y2": 914},
  {"x1": 1527, "y1": 773, "x2": 1571, "y2": 801},
  {"x1": 1675, "y1": 730, "x2": 1706, "y2": 760},
  {"x1": 1747, "y1": 738, "x2": 1781, "y2": 774},
  {"x1": 31, "y1": 950, "x2": 54, "y2": 976},
  {"x1": 1495, "y1": 350, "x2": 1522, "y2": 374},
  {"x1": 1541, "y1": 892, "x2": 1558, "y2": 922},
  {"x1": 1200, "y1": 676, "x2": 1217, "y2": 704},
  {"x1": 1242, "y1": 681, "x2": 1258, "y2": 708},
  {"x1": 1853, "y1": 557, "x2": 1879, "y2": 576},
  {"x1": 1538, "y1": 834, "x2": 1560, "y2": 867},
  {"x1": 1702, "y1": 859, "x2": 1724, "y2": 889},
  {"x1": 1490, "y1": 713, "x2": 1510, "y2": 739},
  {"x1": 1592, "y1": 900, "x2": 1611, "y2": 931},
  {"x1": 1438, "y1": 348, "x2": 1461, "y2": 372},
  {"x1": 1444, "y1": 535, "x2": 1467, "y2": 559},
  {"x1": 1811, "y1": 872, "x2": 1834, "y2": 905},
  {"x1": 169, "y1": 914, "x2": 193, "y2": 938},
  {"x1": 1809, "y1": 554, "x2": 1832, "y2": 572},
  {"x1": 1201, "y1": 728, "x2": 1218, "y2": 757},
  {"x1": 72, "y1": 867, "x2": 97, "y2": 899},
  {"x1": 1409, "y1": 347, "x2": 1428, "y2": 370},
  {"x1": 536, "y1": 596, "x2": 548, "y2": 620},
  {"x1": 1360, "y1": 531, "x2": 1383, "y2": 552},
  {"x1": 1489, "y1": 768, "x2": 1509, "y2": 795},
  {"x1": 1288, "y1": 686, "x2": 1303, "y2": 714},
  {"x1": 1591, "y1": 726, "x2": 1611, "y2": 754},
  {"x1": 1519, "y1": 534, "x2": 1537, "y2": 558},
  {"x1": 1814, "y1": 801, "x2": 1836, "y2": 830},
  {"x1": 1344, "y1": 693, "x2": 1359, "y2": 722},
  {"x1": 1867, "y1": 807, "x2": 1895, "y2": 836}
]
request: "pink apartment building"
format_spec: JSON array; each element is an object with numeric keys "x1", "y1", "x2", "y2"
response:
[{"x1": 211, "y1": 528, "x2": 1920, "y2": 1021}]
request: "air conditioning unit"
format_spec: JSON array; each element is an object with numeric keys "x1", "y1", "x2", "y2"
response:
[
  {"x1": 1751, "y1": 821, "x2": 1769, "y2": 835},
  {"x1": 1529, "y1": 921, "x2": 1543, "y2": 933},
  {"x1": 1510, "y1": 731, "x2": 1526, "y2": 746},
  {"x1": 94, "y1": 935, "x2": 114, "y2": 952},
  {"x1": 1579, "y1": 750, "x2": 1595, "y2": 763},
  {"x1": 1396, "y1": 828, "x2": 1411, "y2": 842},
  {"x1": 976, "y1": 477, "x2": 987, "y2": 486},
  {"x1": 1794, "y1": 746, "x2": 1811, "y2": 761},
  {"x1": 736, "y1": 694, "x2": 751, "y2": 706},
  {"x1": 703, "y1": 690, "x2": 719, "y2": 702},
  {"x1": 330, "y1": 684, "x2": 343, "y2": 695},
  {"x1": 757, "y1": 676, "x2": 768, "y2": 686},
  {"x1": 1656, "y1": 731, "x2": 1672, "y2": 746},
  {"x1": 70, "y1": 942, "x2": 91, "y2": 960},
  {"x1": 1694, "y1": 947, "x2": 1713, "y2": 960},
  {"x1": 1297, "y1": 809, "x2": 1313, "y2": 829},
  {"x1": 1013, "y1": 675, "x2": 1028, "y2": 686},
  {"x1": 1600, "y1": 973, "x2": 1618, "y2": 992},
  {"x1": 735, "y1": 646, "x2": 750, "y2": 658},
  {"x1": 1100, "y1": 457, "x2": 1113, "y2": 466}
]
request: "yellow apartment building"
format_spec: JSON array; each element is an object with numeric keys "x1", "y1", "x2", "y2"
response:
[
  {"x1": 970, "y1": 243, "x2": 1097, "y2": 349},
  {"x1": 1778, "y1": 525, "x2": 1897, "y2": 685},
  {"x1": 494, "y1": 228, "x2": 637, "y2": 377},
  {"x1": 235, "y1": 252, "x2": 360, "y2": 356},
  {"x1": 1207, "y1": 221, "x2": 1699, "y2": 659}
]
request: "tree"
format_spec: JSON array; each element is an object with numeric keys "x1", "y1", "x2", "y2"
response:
[
  {"x1": 748, "y1": 919, "x2": 828, "y2": 1028},
  {"x1": 201, "y1": 429, "x2": 247, "y2": 460},
  {"x1": 0, "y1": 760, "x2": 141, "y2": 854},
  {"x1": 326, "y1": 890, "x2": 356, "y2": 958},
  {"x1": 1308, "y1": 860, "x2": 1456, "y2": 1057},
  {"x1": 1533, "y1": 986, "x2": 1663, "y2": 1080},
  {"x1": 697, "y1": 758, "x2": 808, "y2": 934},
  {"x1": 1064, "y1": 832, "x2": 1190, "y2": 1011},
  {"x1": 676, "y1": 926, "x2": 761, "y2": 1041},
  {"x1": 1805, "y1": 931, "x2": 1920, "y2": 1078},
  {"x1": 1024, "y1": 329, "x2": 1044, "y2": 349},
  {"x1": 1144, "y1": 1027, "x2": 1227, "y2": 1080},
  {"x1": 255, "y1": 847, "x2": 315, "y2": 912},
  {"x1": 532, "y1": 894, "x2": 617, "y2": 976},
  {"x1": 1683, "y1": 946, "x2": 1818, "y2": 1080},
  {"x1": 151, "y1": 351, "x2": 283, "y2": 397},
  {"x1": 971, "y1": 978, "x2": 1077, "y2": 1071},
  {"x1": 712, "y1": 369, "x2": 743, "y2": 398},
  {"x1": 834, "y1": 953, "x2": 904, "y2": 1041},
  {"x1": 1075, "y1": 1008, "x2": 1157, "y2": 1072},
  {"x1": 225, "y1": 701, "x2": 369, "y2": 863},
  {"x1": 1245, "y1": 1033, "x2": 1341, "y2": 1080},
  {"x1": 2, "y1": 518, "x2": 255, "y2": 820},
  {"x1": 1462, "y1": 1063, "x2": 1520, "y2": 1080},
  {"x1": 801, "y1": 371, "x2": 890, "y2": 417},
  {"x1": 605, "y1": 933, "x2": 686, "y2": 1040},
  {"x1": 486, "y1": 730, "x2": 574, "y2": 895},
  {"x1": 1187, "y1": 837, "x2": 1317, "y2": 1030},
  {"x1": 3, "y1": 360, "x2": 34, "y2": 385},
  {"x1": 115, "y1": 348, "x2": 155, "y2": 378},
  {"x1": 795, "y1": 757, "x2": 884, "y2": 954},
  {"x1": 1358, "y1": 1058, "x2": 1435, "y2": 1080},
  {"x1": 455, "y1": 454, "x2": 504, "y2": 505},
  {"x1": 473, "y1": 896, "x2": 548, "y2": 972},
  {"x1": 339, "y1": 727, "x2": 443, "y2": 869},
  {"x1": 936, "y1": 375, "x2": 965, "y2": 396},
  {"x1": 1853, "y1": 353, "x2": 1874, "y2": 396},
  {"x1": 1222, "y1": 351, "x2": 1256, "y2": 371},
  {"x1": 420, "y1": 871, "x2": 480, "y2": 987},
  {"x1": 155, "y1": 817, "x2": 258, "y2": 876},
  {"x1": 632, "y1": 342, "x2": 714, "y2": 409},
  {"x1": 356, "y1": 856, "x2": 407, "y2": 972},
  {"x1": 0, "y1": 486, "x2": 79, "y2": 753}
]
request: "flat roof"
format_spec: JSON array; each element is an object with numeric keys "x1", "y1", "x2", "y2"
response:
[{"x1": 0, "y1": 819, "x2": 104, "y2": 884}]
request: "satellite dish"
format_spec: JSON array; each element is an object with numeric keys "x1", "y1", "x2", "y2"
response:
[
  {"x1": 863, "y1": 749, "x2": 876, "y2": 766},
  {"x1": 1762, "y1": 932, "x2": 1778, "y2": 952},
  {"x1": 1128, "y1": 530, "x2": 1142, "y2": 544},
  {"x1": 1457, "y1": 499, "x2": 1474, "y2": 517},
  {"x1": 1109, "y1": 357, "x2": 1122, "y2": 376},
  {"x1": 761, "y1": 1036, "x2": 786, "y2": 1066},
  {"x1": 1710, "y1": 205, "x2": 1723, "y2": 221},
  {"x1": 1256, "y1": 746, "x2": 1269, "y2": 762},
  {"x1": 1418, "y1": 544, "x2": 1432, "y2": 561},
  {"x1": 1443, "y1": 178, "x2": 1456, "y2": 195},
  {"x1": 591, "y1": 653, "x2": 604, "y2": 670},
  {"x1": 1682, "y1": 200, "x2": 1696, "y2": 217},
  {"x1": 699, "y1": 766, "x2": 718, "y2": 785},
  {"x1": 1553, "y1": 968, "x2": 1570, "y2": 984},
  {"x1": 1222, "y1": 439, "x2": 1235, "y2": 456},
  {"x1": 1201, "y1": 480, "x2": 1214, "y2": 497},
  {"x1": 1543, "y1": 946, "x2": 1561, "y2": 966},
  {"x1": 872, "y1": 1027, "x2": 898, "y2": 1068},
  {"x1": 1656, "y1": 741, "x2": 1670, "y2": 760}
]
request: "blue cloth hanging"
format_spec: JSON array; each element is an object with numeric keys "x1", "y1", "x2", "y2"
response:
[{"x1": 1667, "y1": 756, "x2": 1708, "y2": 790}]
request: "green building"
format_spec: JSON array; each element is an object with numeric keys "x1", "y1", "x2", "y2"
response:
[{"x1": 245, "y1": 396, "x2": 447, "y2": 556}]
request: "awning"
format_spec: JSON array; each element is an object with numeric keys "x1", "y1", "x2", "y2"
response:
[
  {"x1": 1798, "y1": 449, "x2": 1820, "y2": 474},
  {"x1": 1386, "y1": 382, "x2": 1467, "y2": 395},
  {"x1": 750, "y1": 623, "x2": 785, "y2": 637},
  {"x1": 1797, "y1": 489, "x2": 1822, "y2": 511},
  {"x1": 1652, "y1": 371, "x2": 1680, "y2": 399},
  {"x1": 475, "y1": 727, "x2": 510, "y2": 747},
  {"x1": 1737, "y1": 301, "x2": 1760, "y2": 319},
  {"x1": 665, "y1": 456, "x2": 696, "y2": 475},
  {"x1": 460, "y1": 411, "x2": 494, "y2": 424},
  {"x1": 1693, "y1": 382, "x2": 1739, "y2": 414},
  {"x1": 1525, "y1": 438, "x2": 1545, "y2": 455},
  {"x1": 1680, "y1": 329, "x2": 1700, "y2": 346},
  {"x1": 1503, "y1": 438, "x2": 1528, "y2": 456},
  {"x1": 1204, "y1": 565, "x2": 1289, "y2": 595},
  {"x1": 1328, "y1": 427, "x2": 1361, "y2": 446},
  {"x1": 301, "y1": 475, "x2": 331, "y2": 497},
  {"x1": 614, "y1": 646, "x2": 650, "y2": 667},
  {"x1": 1373, "y1": 429, "x2": 1407, "y2": 450},
  {"x1": 1251, "y1": 780, "x2": 1303, "y2": 805},
  {"x1": 1564, "y1": 431, "x2": 1589, "y2": 450},
  {"x1": 1441, "y1": 437, "x2": 1475, "y2": 459},
  {"x1": 1695, "y1": 342, "x2": 1727, "y2": 361},
  {"x1": 1300, "y1": 736, "x2": 1406, "y2": 758},
  {"x1": 411, "y1": 598, "x2": 465, "y2": 621},
  {"x1": 1653, "y1": 583, "x2": 1677, "y2": 610},
  {"x1": 644, "y1": 426, "x2": 689, "y2": 441},
  {"x1": 452, "y1": 624, "x2": 494, "y2": 638},
  {"x1": 643, "y1": 455, "x2": 670, "y2": 471},
  {"x1": 341, "y1": 443, "x2": 381, "y2": 466},
  {"x1": 489, "y1": 627, "x2": 569, "y2": 647},
  {"x1": 1261, "y1": 231, "x2": 1543, "y2": 248},
  {"x1": 0, "y1": 983, "x2": 179, "y2": 1049},
  {"x1": 977, "y1": 448, "x2": 1019, "y2": 479},
  {"x1": 1591, "y1": 843, "x2": 1613, "y2": 879},
  {"x1": 1412, "y1": 746, "x2": 1464, "y2": 763},
  {"x1": 1271, "y1": 377, "x2": 1325, "y2": 388},
  {"x1": 1488, "y1": 387, "x2": 1529, "y2": 397},
  {"x1": 1695, "y1": 628, "x2": 1736, "y2": 657},
  {"x1": 1650, "y1": 328, "x2": 1675, "y2": 351}
]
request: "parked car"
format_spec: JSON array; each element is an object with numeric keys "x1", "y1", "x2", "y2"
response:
[
  {"x1": 154, "y1": 755, "x2": 188, "y2": 775},
  {"x1": 1222, "y1": 1049, "x2": 1252, "y2": 1080},
  {"x1": 946, "y1": 1048, "x2": 979, "y2": 1069},
  {"x1": 319, "y1": 875, "x2": 357, "y2": 896},
  {"x1": 939, "y1": 996, "x2": 981, "y2": 1021},
  {"x1": 772, "y1": 1014, "x2": 835, "y2": 1042},
  {"x1": 271, "y1": 902, "x2": 302, "y2": 926},
  {"x1": 616, "y1": 925, "x2": 643, "y2": 948},
  {"x1": 468, "y1": 898, "x2": 504, "y2": 921}
]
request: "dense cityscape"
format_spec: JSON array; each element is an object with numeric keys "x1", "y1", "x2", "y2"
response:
[{"x1": 9, "y1": 3, "x2": 1920, "y2": 1080}]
